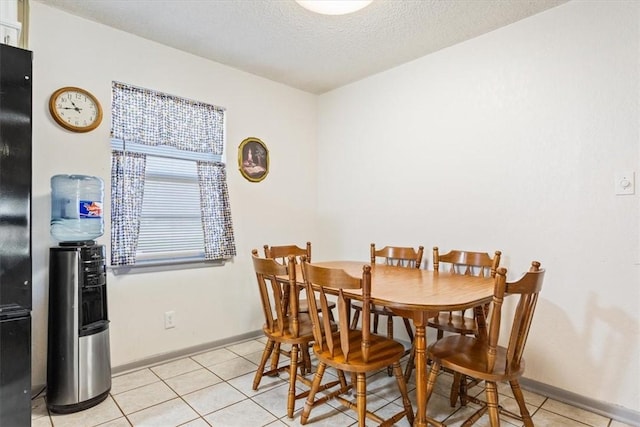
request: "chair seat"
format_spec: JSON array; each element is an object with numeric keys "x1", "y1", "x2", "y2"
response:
[
  {"x1": 314, "y1": 330, "x2": 406, "y2": 373},
  {"x1": 428, "y1": 312, "x2": 477, "y2": 335},
  {"x1": 428, "y1": 335, "x2": 526, "y2": 382}
]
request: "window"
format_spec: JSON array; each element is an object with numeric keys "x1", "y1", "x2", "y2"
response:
[
  {"x1": 110, "y1": 82, "x2": 236, "y2": 267},
  {"x1": 137, "y1": 156, "x2": 203, "y2": 259}
]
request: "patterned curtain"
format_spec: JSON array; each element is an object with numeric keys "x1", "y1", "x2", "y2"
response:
[
  {"x1": 197, "y1": 162, "x2": 235, "y2": 259},
  {"x1": 112, "y1": 83, "x2": 225, "y2": 154},
  {"x1": 111, "y1": 82, "x2": 236, "y2": 265},
  {"x1": 110, "y1": 151, "x2": 146, "y2": 265}
]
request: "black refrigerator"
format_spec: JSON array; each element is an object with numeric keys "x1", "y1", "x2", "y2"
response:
[{"x1": 0, "y1": 43, "x2": 33, "y2": 426}]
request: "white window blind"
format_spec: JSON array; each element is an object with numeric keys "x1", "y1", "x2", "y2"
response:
[{"x1": 136, "y1": 155, "x2": 205, "y2": 261}]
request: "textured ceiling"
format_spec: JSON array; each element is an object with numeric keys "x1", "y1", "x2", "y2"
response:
[{"x1": 35, "y1": 0, "x2": 569, "y2": 94}]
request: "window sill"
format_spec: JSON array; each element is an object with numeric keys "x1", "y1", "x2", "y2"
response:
[{"x1": 109, "y1": 258, "x2": 226, "y2": 275}]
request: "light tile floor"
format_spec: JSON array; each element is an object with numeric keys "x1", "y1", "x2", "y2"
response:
[{"x1": 32, "y1": 337, "x2": 635, "y2": 427}]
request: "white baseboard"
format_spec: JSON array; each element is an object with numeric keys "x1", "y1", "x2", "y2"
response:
[
  {"x1": 520, "y1": 377, "x2": 640, "y2": 426},
  {"x1": 111, "y1": 330, "x2": 263, "y2": 376}
]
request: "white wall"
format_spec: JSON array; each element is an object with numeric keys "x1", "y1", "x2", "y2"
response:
[
  {"x1": 29, "y1": 3, "x2": 318, "y2": 387},
  {"x1": 316, "y1": 0, "x2": 639, "y2": 413},
  {"x1": 27, "y1": 0, "x2": 640, "y2": 416}
]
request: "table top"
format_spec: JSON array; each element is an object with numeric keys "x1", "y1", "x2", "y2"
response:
[{"x1": 309, "y1": 261, "x2": 495, "y2": 312}]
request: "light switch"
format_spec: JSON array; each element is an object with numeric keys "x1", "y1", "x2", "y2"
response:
[{"x1": 615, "y1": 171, "x2": 635, "y2": 195}]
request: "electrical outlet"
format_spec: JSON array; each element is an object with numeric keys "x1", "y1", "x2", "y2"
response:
[{"x1": 164, "y1": 311, "x2": 176, "y2": 329}]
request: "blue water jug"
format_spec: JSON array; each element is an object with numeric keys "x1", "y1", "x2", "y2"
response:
[{"x1": 50, "y1": 174, "x2": 104, "y2": 243}]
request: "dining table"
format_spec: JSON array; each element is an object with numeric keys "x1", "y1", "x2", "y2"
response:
[{"x1": 305, "y1": 261, "x2": 496, "y2": 427}]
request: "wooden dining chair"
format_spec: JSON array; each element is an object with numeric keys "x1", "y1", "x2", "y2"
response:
[
  {"x1": 428, "y1": 246, "x2": 502, "y2": 340},
  {"x1": 251, "y1": 250, "x2": 342, "y2": 418},
  {"x1": 350, "y1": 243, "x2": 424, "y2": 375},
  {"x1": 264, "y1": 242, "x2": 336, "y2": 320},
  {"x1": 300, "y1": 258, "x2": 414, "y2": 427},
  {"x1": 264, "y1": 242, "x2": 336, "y2": 374},
  {"x1": 405, "y1": 246, "x2": 502, "y2": 396},
  {"x1": 424, "y1": 261, "x2": 545, "y2": 427}
]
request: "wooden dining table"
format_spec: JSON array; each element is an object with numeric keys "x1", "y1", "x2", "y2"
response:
[{"x1": 306, "y1": 261, "x2": 495, "y2": 427}]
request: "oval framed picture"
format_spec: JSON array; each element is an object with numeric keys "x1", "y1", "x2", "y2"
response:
[{"x1": 238, "y1": 137, "x2": 269, "y2": 182}]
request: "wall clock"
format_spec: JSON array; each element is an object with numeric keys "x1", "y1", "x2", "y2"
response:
[{"x1": 49, "y1": 86, "x2": 103, "y2": 133}]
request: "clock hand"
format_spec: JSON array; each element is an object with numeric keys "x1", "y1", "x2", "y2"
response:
[{"x1": 68, "y1": 100, "x2": 82, "y2": 113}]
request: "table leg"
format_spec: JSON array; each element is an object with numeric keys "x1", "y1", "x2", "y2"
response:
[
  {"x1": 411, "y1": 311, "x2": 445, "y2": 427},
  {"x1": 384, "y1": 307, "x2": 446, "y2": 426},
  {"x1": 413, "y1": 313, "x2": 428, "y2": 427}
]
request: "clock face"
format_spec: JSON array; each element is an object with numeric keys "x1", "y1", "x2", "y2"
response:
[{"x1": 49, "y1": 87, "x2": 103, "y2": 132}]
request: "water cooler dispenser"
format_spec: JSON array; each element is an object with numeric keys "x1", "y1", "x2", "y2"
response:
[{"x1": 47, "y1": 175, "x2": 111, "y2": 413}]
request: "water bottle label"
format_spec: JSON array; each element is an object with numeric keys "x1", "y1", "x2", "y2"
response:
[{"x1": 79, "y1": 200, "x2": 103, "y2": 219}]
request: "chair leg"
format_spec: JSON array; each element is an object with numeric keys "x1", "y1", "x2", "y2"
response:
[
  {"x1": 424, "y1": 360, "x2": 440, "y2": 413},
  {"x1": 373, "y1": 313, "x2": 380, "y2": 334},
  {"x1": 402, "y1": 317, "x2": 414, "y2": 342},
  {"x1": 450, "y1": 371, "x2": 462, "y2": 407},
  {"x1": 386, "y1": 315, "x2": 394, "y2": 376},
  {"x1": 510, "y1": 379, "x2": 534, "y2": 427},
  {"x1": 301, "y1": 362, "x2": 326, "y2": 425},
  {"x1": 300, "y1": 342, "x2": 311, "y2": 375},
  {"x1": 404, "y1": 344, "x2": 415, "y2": 382},
  {"x1": 356, "y1": 372, "x2": 367, "y2": 427},
  {"x1": 350, "y1": 372, "x2": 358, "y2": 395},
  {"x1": 393, "y1": 362, "x2": 414, "y2": 425},
  {"x1": 386, "y1": 315, "x2": 394, "y2": 340},
  {"x1": 337, "y1": 369, "x2": 349, "y2": 390},
  {"x1": 270, "y1": 342, "x2": 281, "y2": 373},
  {"x1": 485, "y1": 381, "x2": 500, "y2": 427},
  {"x1": 286, "y1": 344, "x2": 299, "y2": 418},
  {"x1": 253, "y1": 339, "x2": 275, "y2": 390},
  {"x1": 350, "y1": 308, "x2": 361, "y2": 330}
]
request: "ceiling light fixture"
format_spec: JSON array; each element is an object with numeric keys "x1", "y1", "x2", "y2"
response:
[{"x1": 295, "y1": 0, "x2": 373, "y2": 16}]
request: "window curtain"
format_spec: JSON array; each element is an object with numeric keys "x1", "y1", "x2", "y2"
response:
[
  {"x1": 110, "y1": 151, "x2": 146, "y2": 265},
  {"x1": 111, "y1": 82, "x2": 236, "y2": 265}
]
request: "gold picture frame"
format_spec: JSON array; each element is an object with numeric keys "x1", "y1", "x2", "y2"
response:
[{"x1": 238, "y1": 137, "x2": 269, "y2": 182}]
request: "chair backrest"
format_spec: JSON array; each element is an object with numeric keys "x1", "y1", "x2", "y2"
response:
[
  {"x1": 301, "y1": 258, "x2": 372, "y2": 363},
  {"x1": 264, "y1": 242, "x2": 311, "y2": 264},
  {"x1": 251, "y1": 249, "x2": 301, "y2": 337},
  {"x1": 371, "y1": 243, "x2": 424, "y2": 269},
  {"x1": 486, "y1": 261, "x2": 545, "y2": 373},
  {"x1": 433, "y1": 246, "x2": 501, "y2": 278}
]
